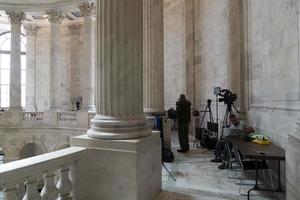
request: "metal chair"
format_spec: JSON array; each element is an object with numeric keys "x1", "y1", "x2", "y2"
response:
[
  {"x1": 232, "y1": 146, "x2": 272, "y2": 196},
  {"x1": 224, "y1": 142, "x2": 239, "y2": 179}
]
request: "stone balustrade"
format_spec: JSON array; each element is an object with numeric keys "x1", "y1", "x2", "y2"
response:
[
  {"x1": 0, "y1": 147, "x2": 86, "y2": 200},
  {"x1": 58, "y1": 112, "x2": 77, "y2": 122},
  {"x1": 22, "y1": 112, "x2": 43, "y2": 121},
  {"x1": 88, "y1": 112, "x2": 95, "y2": 127},
  {"x1": 0, "y1": 110, "x2": 95, "y2": 129}
]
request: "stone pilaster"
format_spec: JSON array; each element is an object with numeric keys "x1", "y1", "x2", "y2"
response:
[
  {"x1": 46, "y1": 10, "x2": 66, "y2": 110},
  {"x1": 68, "y1": 24, "x2": 82, "y2": 110},
  {"x1": 143, "y1": 0, "x2": 165, "y2": 115},
  {"x1": 7, "y1": 11, "x2": 25, "y2": 110},
  {"x1": 79, "y1": 2, "x2": 95, "y2": 111},
  {"x1": 24, "y1": 25, "x2": 38, "y2": 111},
  {"x1": 87, "y1": 0, "x2": 151, "y2": 139},
  {"x1": 238, "y1": 0, "x2": 249, "y2": 120}
]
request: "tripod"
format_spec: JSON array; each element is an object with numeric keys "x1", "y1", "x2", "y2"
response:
[
  {"x1": 194, "y1": 99, "x2": 214, "y2": 148},
  {"x1": 221, "y1": 102, "x2": 239, "y2": 137},
  {"x1": 156, "y1": 116, "x2": 176, "y2": 181}
]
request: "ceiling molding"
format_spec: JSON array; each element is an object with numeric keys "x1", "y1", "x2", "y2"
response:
[{"x1": 0, "y1": 0, "x2": 94, "y2": 12}]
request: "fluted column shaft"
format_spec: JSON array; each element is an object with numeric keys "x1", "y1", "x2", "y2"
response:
[
  {"x1": 143, "y1": 0, "x2": 165, "y2": 114},
  {"x1": 7, "y1": 11, "x2": 25, "y2": 110},
  {"x1": 24, "y1": 25, "x2": 38, "y2": 111},
  {"x1": 79, "y1": 2, "x2": 95, "y2": 111},
  {"x1": 87, "y1": 0, "x2": 150, "y2": 139},
  {"x1": 47, "y1": 10, "x2": 66, "y2": 110},
  {"x1": 68, "y1": 24, "x2": 82, "y2": 110}
]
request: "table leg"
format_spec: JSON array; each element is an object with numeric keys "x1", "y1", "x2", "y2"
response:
[
  {"x1": 248, "y1": 160, "x2": 259, "y2": 200},
  {"x1": 277, "y1": 160, "x2": 283, "y2": 192}
]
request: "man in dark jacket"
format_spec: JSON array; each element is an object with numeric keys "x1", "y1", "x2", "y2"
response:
[{"x1": 176, "y1": 94, "x2": 191, "y2": 153}]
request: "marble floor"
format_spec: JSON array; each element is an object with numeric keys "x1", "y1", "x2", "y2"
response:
[{"x1": 156, "y1": 131, "x2": 284, "y2": 200}]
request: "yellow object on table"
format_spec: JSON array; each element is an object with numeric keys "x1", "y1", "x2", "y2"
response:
[{"x1": 253, "y1": 139, "x2": 271, "y2": 145}]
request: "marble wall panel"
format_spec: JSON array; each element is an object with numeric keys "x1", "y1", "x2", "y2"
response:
[
  {"x1": 248, "y1": 0, "x2": 299, "y2": 103},
  {"x1": 246, "y1": 0, "x2": 300, "y2": 149}
]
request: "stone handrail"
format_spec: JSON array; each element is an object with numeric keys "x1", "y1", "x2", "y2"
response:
[{"x1": 0, "y1": 147, "x2": 86, "y2": 200}]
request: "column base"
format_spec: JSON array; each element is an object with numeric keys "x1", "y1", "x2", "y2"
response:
[
  {"x1": 144, "y1": 108, "x2": 165, "y2": 116},
  {"x1": 87, "y1": 115, "x2": 151, "y2": 139},
  {"x1": 80, "y1": 105, "x2": 96, "y2": 112},
  {"x1": 72, "y1": 132, "x2": 162, "y2": 200}
]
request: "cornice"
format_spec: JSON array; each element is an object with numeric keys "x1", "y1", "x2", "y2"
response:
[{"x1": 0, "y1": 0, "x2": 93, "y2": 12}]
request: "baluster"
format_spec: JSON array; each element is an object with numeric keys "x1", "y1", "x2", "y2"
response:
[
  {"x1": 23, "y1": 178, "x2": 42, "y2": 200},
  {"x1": 17, "y1": 182, "x2": 25, "y2": 200},
  {"x1": 3, "y1": 183, "x2": 18, "y2": 200},
  {"x1": 57, "y1": 166, "x2": 72, "y2": 200},
  {"x1": 41, "y1": 171, "x2": 59, "y2": 200}
]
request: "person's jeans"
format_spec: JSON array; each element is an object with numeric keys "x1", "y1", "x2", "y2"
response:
[
  {"x1": 178, "y1": 123, "x2": 190, "y2": 151},
  {"x1": 214, "y1": 139, "x2": 226, "y2": 158},
  {"x1": 214, "y1": 139, "x2": 232, "y2": 160}
]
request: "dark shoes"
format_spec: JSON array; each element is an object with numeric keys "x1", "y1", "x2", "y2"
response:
[
  {"x1": 177, "y1": 149, "x2": 187, "y2": 153},
  {"x1": 218, "y1": 163, "x2": 228, "y2": 170},
  {"x1": 210, "y1": 158, "x2": 223, "y2": 163}
]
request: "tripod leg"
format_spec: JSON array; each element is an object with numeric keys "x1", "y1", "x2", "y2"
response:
[
  {"x1": 162, "y1": 162, "x2": 176, "y2": 181},
  {"x1": 199, "y1": 105, "x2": 208, "y2": 128}
]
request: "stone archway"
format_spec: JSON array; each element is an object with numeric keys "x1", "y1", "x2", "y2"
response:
[{"x1": 19, "y1": 142, "x2": 45, "y2": 159}]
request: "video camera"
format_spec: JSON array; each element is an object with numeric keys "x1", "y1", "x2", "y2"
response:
[{"x1": 214, "y1": 87, "x2": 237, "y2": 105}]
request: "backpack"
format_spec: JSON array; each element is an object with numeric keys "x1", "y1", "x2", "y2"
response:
[{"x1": 162, "y1": 148, "x2": 174, "y2": 163}]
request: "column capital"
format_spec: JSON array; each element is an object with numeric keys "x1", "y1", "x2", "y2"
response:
[
  {"x1": 24, "y1": 25, "x2": 39, "y2": 36},
  {"x1": 79, "y1": 1, "x2": 95, "y2": 17},
  {"x1": 6, "y1": 11, "x2": 25, "y2": 24},
  {"x1": 46, "y1": 9, "x2": 65, "y2": 24},
  {"x1": 68, "y1": 24, "x2": 82, "y2": 35}
]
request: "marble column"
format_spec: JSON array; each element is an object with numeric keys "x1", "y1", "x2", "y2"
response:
[
  {"x1": 24, "y1": 25, "x2": 38, "y2": 111},
  {"x1": 87, "y1": 0, "x2": 151, "y2": 139},
  {"x1": 143, "y1": 0, "x2": 165, "y2": 115},
  {"x1": 185, "y1": 0, "x2": 196, "y2": 107},
  {"x1": 7, "y1": 11, "x2": 25, "y2": 110},
  {"x1": 238, "y1": 0, "x2": 249, "y2": 119},
  {"x1": 68, "y1": 24, "x2": 82, "y2": 110},
  {"x1": 79, "y1": 2, "x2": 95, "y2": 111},
  {"x1": 46, "y1": 10, "x2": 66, "y2": 110}
]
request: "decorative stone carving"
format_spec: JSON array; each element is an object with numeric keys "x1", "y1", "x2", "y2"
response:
[
  {"x1": 79, "y1": 1, "x2": 95, "y2": 17},
  {"x1": 68, "y1": 24, "x2": 82, "y2": 35},
  {"x1": 24, "y1": 25, "x2": 38, "y2": 36},
  {"x1": 6, "y1": 11, "x2": 25, "y2": 24},
  {"x1": 46, "y1": 9, "x2": 65, "y2": 24}
]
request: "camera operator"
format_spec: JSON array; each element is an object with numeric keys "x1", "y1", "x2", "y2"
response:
[
  {"x1": 211, "y1": 114, "x2": 254, "y2": 169},
  {"x1": 176, "y1": 94, "x2": 191, "y2": 153}
]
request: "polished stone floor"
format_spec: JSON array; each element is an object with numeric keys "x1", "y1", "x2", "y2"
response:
[{"x1": 156, "y1": 131, "x2": 284, "y2": 200}]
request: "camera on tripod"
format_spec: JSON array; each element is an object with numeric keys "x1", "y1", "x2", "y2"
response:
[{"x1": 214, "y1": 87, "x2": 237, "y2": 105}]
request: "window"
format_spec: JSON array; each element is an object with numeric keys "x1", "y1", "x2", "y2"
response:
[{"x1": 0, "y1": 32, "x2": 26, "y2": 108}]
